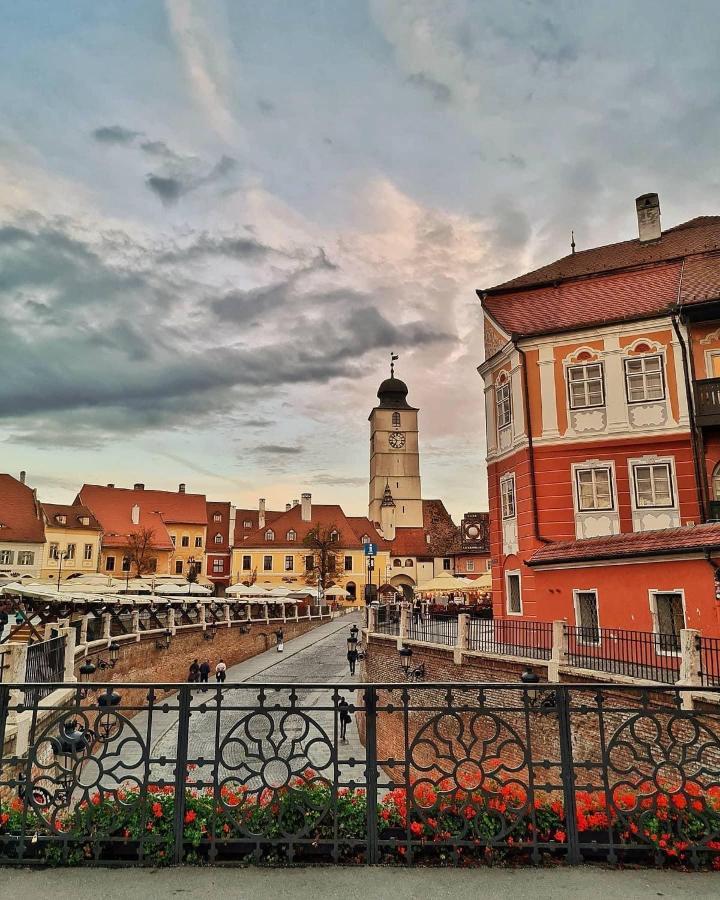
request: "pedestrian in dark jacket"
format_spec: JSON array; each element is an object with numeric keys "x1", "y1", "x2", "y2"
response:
[
  {"x1": 338, "y1": 697, "x2": 352, "y2": 743},
  {"x1": 347, "y1": 648, "x2": 359, "y2": 676},
  {"x1": 199, "y1": 660, "x2": 210, "y2": 683},
  {"x1": 188, "y1": 658, "x2": 200, "y2": 682}
]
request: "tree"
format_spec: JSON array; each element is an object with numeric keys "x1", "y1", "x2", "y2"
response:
[
  {"x1": 303, "y1": 524, "x2": 341, "y2": 590},
  {"x1": 126, "y1": 527, "x2": 157, "y2": 577}
]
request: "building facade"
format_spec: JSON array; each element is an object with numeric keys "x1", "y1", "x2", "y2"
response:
[
  {"x1": 479, "y1": 194, "x2": 720, "y2": 638},
  {"x1": 0, "y1": 473, "x2": 45, "y2": 579},
  {"x1": 39, "y1": 503, "x2": 102, "y2": 581},
  {"x1": 205, "y1": 501, "x2": 234, "y2": 592}
]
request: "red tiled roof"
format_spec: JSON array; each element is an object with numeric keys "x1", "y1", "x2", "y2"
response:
[
  {"x1": 41, "y1": 503, "x2": 101, "y2": 531},
  {"x1": 527, "y1": 523, "x2": 720, "y2": 567},
  {"x1": 233, "y1": 508, "x2": 284, "y2": 545},
  {"x1": 482, "y1": 217, "x2": 720, "y2": 340},
  {"x1": 237, "y1": 504, "x2": 391, "y2": 550},
  {"x1": 0, "y1": 474, "x2": 45, "y2": 543},
  {"x1": 390, "y1": 500, "x2": 461, "y2": 557},
  {"x1": 488, "y1": 216, "x2": 720, "y2": 292},
  {"x1": 78, "y1": 484, "x2": 206, "y2": 551}
]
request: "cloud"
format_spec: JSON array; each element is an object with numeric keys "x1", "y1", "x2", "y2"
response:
[
  {"x1": 310, "y1": 474, "x2": 366, "y2": 487},
  {"x1": 92, "y1": 125, "x2": 141, "y2": 145},
  {"x1": 407, "y1": 73, "x2": 452, "y2": 104},
  {"x1": 165, "y1": 0, "x2": 239, "y2": 141},
  {"x1": 145, "y1": 152, "x2": 238, "y2": 205},
  {"x1": 253, "y1": 444, "x2": 303, "y2": 456}
]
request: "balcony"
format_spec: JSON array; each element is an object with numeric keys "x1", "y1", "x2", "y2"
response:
[{"x1": 695, "y1": 378, "x2": 720, "y2": 426}]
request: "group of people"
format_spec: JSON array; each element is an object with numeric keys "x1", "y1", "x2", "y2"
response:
[{"x1": 188, "y1": 657, "x2": 227, "y2": 683}]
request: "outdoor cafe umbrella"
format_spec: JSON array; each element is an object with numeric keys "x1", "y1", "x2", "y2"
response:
[
  {"x1": 154, "y1": 582, "x2": 212, "y2": 596},
  {"x1": 323, "y1": 585, "x2": 350, "y2": 598}
]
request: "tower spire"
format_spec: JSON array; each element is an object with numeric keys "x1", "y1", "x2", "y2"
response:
[
  {"x1": 390, "y1": 351, "x2": 399, "y2": 378},
  {"x1": 381, "y1": 479, "x2": 396, "y2": 508},
  {"x1": 570, "y1": 230, "x2": 576, "y2": 255}
]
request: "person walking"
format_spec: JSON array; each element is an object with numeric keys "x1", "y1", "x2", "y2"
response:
[
  {"x1": 215, "y1": 659, "x2": 227, "y2": 683},
  {"x1": 199, "y1": 659, "x2": 210, "y2": 684},
  {"x1": 188, "y1": 658, "x2": 200, "y2": 683},
  {"x1": 338, "y1": 696, "x2": 352, "y2": 743},
  {"x1": 275, "y1": 628, "x2": 284, "y2": 652},
  {"x1": 347, "y1": 647, "x2": 359, "y2": 676}
]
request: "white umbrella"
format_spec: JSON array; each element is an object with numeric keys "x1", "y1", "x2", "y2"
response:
[
  {"x1": 225, "y1": 583, "x2": 270, "y2": 596},
  {"x1": 266, "y1": 587, "x2": 292, "y2": 597},
  {"x1": 154, "y1": 582, "x2": 212, "y2": 596},
  {"x1": 324, "y1": 585, "x2": 350, "y2": 598}
]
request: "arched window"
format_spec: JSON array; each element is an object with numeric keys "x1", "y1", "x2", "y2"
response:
[
  {"x1": 287, "y1": 530, "x2": 297, "y2": 541},
  {"x1": 213, "y1": 512, "x2": 222, "y2": 522},
  {"x1": 404, "y1": 559, "x2": 413, "y2": 567},
  {"x1": 265, "y1": 529, "x2": 275, "y2": 541},
  {"x1": 393, "y1": 558, "x2": 402, "y2": 567},
  {"x1": 713, "y1": 463, "x2": 720, "y2": 501},
  {"x1": 214, "y1": 533, "x2": 223, "y2": 544},
  {"x1": 392, "y1": 412, "x2": 401, "y2": 428},
  {"x1": 330, "y1": 530, "x2": 339, "y2": 542},
  {"x1": 361, "y1": 535, "x2": 370, "y2": 544}
]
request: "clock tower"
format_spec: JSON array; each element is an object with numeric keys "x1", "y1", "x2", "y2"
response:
[{"x1": 369, "y1": 360, "x2": 423, "y2": 532}]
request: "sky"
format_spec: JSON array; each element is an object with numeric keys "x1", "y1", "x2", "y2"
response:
[{"x1": 2, "y1": 1, "x2": 720, "y2": 521}]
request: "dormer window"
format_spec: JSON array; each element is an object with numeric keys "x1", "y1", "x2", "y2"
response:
[
  {"x1": 265, "y1": 529, "x2": 275, "y2": 541},
  {"x1": 361, "y1": 535, "x2": 369, "y2": 544},
  {"x1": 55, "y1": 515, "x2": 67, "y2": 525},
  {"x1": 287, "y1": 530, "x2": 297, "y2": 541},
  {"x1": 330, "y1": 530, "x2": 339, "y2": 543},
  {"x1": 244, "y1": 520, "x2": 253, "y2": 528},
  {"x1": 79, "y1": 516, "x2": 90, "y2": 526},
  {"x1": 213, "y1": 512, "x2": 222, "y2": 522},
  {"x1": 214, "y1": 533, "x2": 223, "y2": 544}
]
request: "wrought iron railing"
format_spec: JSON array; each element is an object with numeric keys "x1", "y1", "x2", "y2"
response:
[
  {"x1": 468, "y1": 618, "x2": 553, "y2": 660},
  {"x1": 695, "y1": 377, "x2": 720, "y2": 423},
  {"x1": 1, "y1": 682, "x2": 720, "y2": 869},
  {"x1": 375, "y1": 604, "x2": 400, "y2": 636},
  {"x1": 698, "y1": 635, "x2": 720, "y2": 687},
  {"x1": 23, "y1": 636, "x2": 65, "y2": 701},
  {"x1": 408, "y1": 615, "x2": 458, "y2": 646},
  {"x1": 565, "y1": 626, "x2": 681, "y2": 684}
]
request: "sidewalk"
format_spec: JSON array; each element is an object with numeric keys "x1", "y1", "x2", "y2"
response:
[{"x1": 0, "y1": 865, "x2": 716, "y2": 899}]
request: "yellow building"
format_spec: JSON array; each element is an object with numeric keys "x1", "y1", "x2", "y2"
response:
[
  {"x1": 231, "y1": 495, "x2": 390, "y2": 603},
  {"x1": 39, "y1": 504, "x2": 103, "y2": 582}
]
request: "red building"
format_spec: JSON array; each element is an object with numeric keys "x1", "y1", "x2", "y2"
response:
[
  {"x1": 479, "y1": 195, "x2": 720, "y2": 639},
  {"x1": 205, "y1": 501, "x2": 233, "y2": 593}
]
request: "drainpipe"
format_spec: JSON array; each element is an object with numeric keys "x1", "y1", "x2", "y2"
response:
[
  {"x1": 518, "y1": 346, "x2": 551, "y2": 545},
  {"x1": 671, "y1": 259, "x2": 708, "y2": 522}
]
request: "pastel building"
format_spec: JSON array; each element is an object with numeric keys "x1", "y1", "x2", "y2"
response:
[
  {"x1": 478, "y1": 195, "x2": 720, "y2": 639},
  {"x1": 0, "y1": 473, "x2": 45, "y2": 579}
]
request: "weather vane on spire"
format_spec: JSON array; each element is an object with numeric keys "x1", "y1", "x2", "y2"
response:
[{"x1": 390, "y1": 352, "x2": 399, "y2": 377}]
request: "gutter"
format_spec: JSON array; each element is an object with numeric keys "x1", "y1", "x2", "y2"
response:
[
  {"x1": 671, "y1": 259, "x2": 708, "y2": 522},
  {"x1": 527, "y1": 542, "x2": 720, "y2": 568},
  {"x1": 518, "y1": 346, "x2": 551, "y2": 545}
]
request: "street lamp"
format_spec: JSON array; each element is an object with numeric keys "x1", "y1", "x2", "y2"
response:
[
  {"x1": 56, "y1": 551, "x2": 67, "y2": 590},
  {"x1": 96, "y1": 641, "x2": 120, "y2": 670},
  {"x1": 519, "y1": 666, "x2": 556, "y2": 709},
  {"x1": 156, "y1": 627, "x2": 172, "y2": 651},
  {"x1": 399, "y1": 644, "x2": 425, "y2": 682},
  {"x1": 347, "y1": 625, "x2": 359, "y2": 654},
  {"x1": 78, "y1": 660, "x2": 96, "y2": 698},
  {"x1": 50, "y1": 720, "x2": 90, "y2": 792},
  {"x1": 96, "y1": 689, "x2": 122, "y2": 741},
  {"x1": 203, "y1": 621, "x2": 218, "y2": 642}
]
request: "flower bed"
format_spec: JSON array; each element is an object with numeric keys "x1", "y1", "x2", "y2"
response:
[{"x1": 2, "y1": 774, "x2": 720, "y2": 868}]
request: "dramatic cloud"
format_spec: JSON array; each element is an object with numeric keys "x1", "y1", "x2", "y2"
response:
[
  {"x1": 253, "y1": 444, "x2": 303, "y2": 456},
  {"x1": 92, "y1": 125, "x2": 141, "y2": 145}
]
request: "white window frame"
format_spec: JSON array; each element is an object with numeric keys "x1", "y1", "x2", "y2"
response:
[
  {"x1": 624, "y1": 354, "x2": 666, "y2": 404},
  {"x1": 500, "y1": 474, "x2": 516, "y2": 520},
  {"x1": 195, "y1": 536, "x2": 203, "y2": 548},
  {"x1": 574, "y1": 465, "x2": 615, "y2": 512},
  {"x1": 84, "y1": 543, "x2": 93, "y2": 561},
  {"x1": 243, "y1": 520, "x2": 252, "y2": 528},
  {"x1": 573, "y1": 589, "x2": 601, "y2": 645},
  {"x1": 466, "y1": 560, "x2": 475, "y2": 572},
  {"x1": 284, "y1": 555, "x2": 294, "y2": 572},
  {"x1": 263, "y1": 555, "x2": 273, "y2": 572},
  {"x1": 287, "y1": 530, "x2": 296, "y2": 542},
  {"x1": 65, "y1": 543, "x2": 76, "y2": 560},
  {"x1": 49, "y1": 543, "x2": 59, "y2": 560},
  {"x1": 265, "y1": 529, "x2": 275, "y2": 541},
  {"x1": 17, "y1": 551, "x2": 34, "y2": 566},
  {"x1": 505, "y1": 570, "x2": 522, "y2": 615},
  {"x1": 631, "y1": 461, "x2": 675, "y2": 509},
  {"x1": 649, "y1": 589, "x2": 686, "y2": 656},
  {"x1": 213, "y1": 512, "x2": 222, "y2": 522},
  {"x1": 567, "y1": 362, "x2": 605, "y2": 410},
  {"x1": 214, "y1": 533, "x2": 223, "y2": 544},
  {"x1": 212, "y1": 559, "x2": 224, "y2": 573},
  {"x1": 495, "y1": 380, "x2": 512, "y2": 431}
]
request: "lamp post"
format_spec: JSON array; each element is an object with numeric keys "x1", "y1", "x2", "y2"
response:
[
  {"x1": 96, "y1": 640, "x2": 120, "y2": 670},
  {"x1": 78, "y1": 660, "x2": 96, "y2": 698},
  {"x1": 50, "y1": 720, "x2": 90, "y2": 794},
  {"x1": 155, "y1": 627, "x2": 172, "y2": 651},
  {"x1": 56, "y1": 551, "x2": 67, "y2": 590},
  {"x1": 399, "y1": 644, "x2": 425, "y2": 682},
  {"x1": 203, "y1": 621, "x2": 218, "y2": 642},
  {"x1": 97, "y1": 689, "x2": 122, "y2": 741},
  {"x1": 519, "y1": 666, "x2": 556, "y2": 709},
  {"x1": 347, "y1": 625, "x2": 359, "y2": 654}
]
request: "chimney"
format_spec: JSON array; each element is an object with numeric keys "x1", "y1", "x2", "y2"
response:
[
  {"x1": 131, "y1": 504, "x2": 140, "y2": 525},
  {"x1": 293, "y1": 499, "x2": 299, "y2": 507},
  {"x1": 19, "y1": 470, "x2": 26, "y2": 484},
  {"x1": 178, "y1": 483, "x2": 186, "y2": 494},
  {"x1": 134, "y1": 483, "x2": 145, "y2": 491},
  {"x1": 107, "y1": 483, "x2": 115, "y2": 488},
  {"x1": 286, "y1": 503, "x2": 291, "y2": 511},
  {"x1": 258, "y1": 498, "x2": 266, "y2": 530},
  {"x1": 301, "y1": 492, "x2": 312, "y2": 522},
  {"x1": 636, "y1": 193, "x2": 661, "y2": 242}
]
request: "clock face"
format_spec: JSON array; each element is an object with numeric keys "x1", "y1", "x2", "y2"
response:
[{"x1": 388, "y1": 431, "x2": 406, "y2": 449}]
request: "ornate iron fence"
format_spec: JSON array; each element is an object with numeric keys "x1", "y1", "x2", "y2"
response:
[
  {"x1": 23, "y1": 637, "x2": 65, "y2": 702},
  {"x1": 699, "y1": 636, "x2": 720, "y2": 687},
  {"x1": 408, "y1": 615, "x2": 458, "y2": 646},
  {"x1": 565, "y1": 626, "x2": 681, "y2": 684},
  {"x1": 468, "y1": 618, "x2": 553, "y2": 660},
  {"x1": 1, "y1": 681, "x2": 720, "y2": 869}
]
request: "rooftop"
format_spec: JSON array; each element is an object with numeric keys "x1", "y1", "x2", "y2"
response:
[{"x1": 0, "y1": 474, "x2": 45, "y2": 544}]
